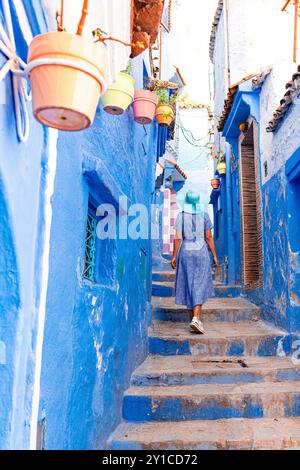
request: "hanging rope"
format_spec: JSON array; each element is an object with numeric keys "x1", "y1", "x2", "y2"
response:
[{"x1": 0, "y1": 0, "x2": 31, "y2": 142}]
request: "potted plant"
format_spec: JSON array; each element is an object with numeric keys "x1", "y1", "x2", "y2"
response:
[
  {"x1": 211, "y1": 177, "x2": 220, "y2": 189},
  {"x1": 155, "y1": 89, "x2": 176, "y2": 127},
  {"x1": 101, "y1": 61, "x2": 135, "y2": 115},
  {"x1": 132, "y1": 89, "x2": 158, "y2": 124},
  {"x1": 27, "y1": 0, "x2": 108, "y2": 131}
]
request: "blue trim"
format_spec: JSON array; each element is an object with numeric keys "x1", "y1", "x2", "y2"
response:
[
  {"x1": 209, "y1": 189, "x2": 220, "y2": 205},
  {"x1": 157, "y1": 125, "x2": 168, "y2": 159},
  {"x1": 220, "y1": 83, "x2": 261, "y2": 285},
  {"x1": 286, "y1": 147, "x2": 300, "y2": 182},
  {"x1": 222, "y1": 83, "x2": 260, "y2": 142}
]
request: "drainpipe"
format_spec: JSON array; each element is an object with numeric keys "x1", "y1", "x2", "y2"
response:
[{"x1": 29, "y1": 129, "x2": 58, "y2": 449}]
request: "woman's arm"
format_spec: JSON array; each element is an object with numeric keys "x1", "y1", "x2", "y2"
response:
[
  {"x1": 171, "y1": 235, "x2": 182, "y2": 269},
  {"x1": 205, "y1": 229, "x2": 218, "y2": 266}
]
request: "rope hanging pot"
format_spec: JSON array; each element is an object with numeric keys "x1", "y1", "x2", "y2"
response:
[
  {"x1": 101, "y1": 71, "x2": 135, "y2": 116},
  {"x1": 155, "y1": 104, "x2": 174, "y2": 127},
  {"x1": 132, "y1": 90, "x2": 158, "y2": 124}
]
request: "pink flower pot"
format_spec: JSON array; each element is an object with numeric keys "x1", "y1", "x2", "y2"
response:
[
  {"x1": 133, "y1": 90, "x2": 158, "y2": 124},
  {"x1": 211, "y1": 178, "x2": 220, "y2": 189}
]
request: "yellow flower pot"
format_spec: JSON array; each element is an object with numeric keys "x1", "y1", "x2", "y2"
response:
[
  {"x1": 217, "y1": 160, "x2": 226, "y2": 175},
  {"x1": 101, "y1": 72, "x2": 135, "y2": 115},
  {"x1": 155, "y1": 104, "x2": 174, "y2": 127},
  {"x1": 27, "y1": 32, "x2": 107, "y2": 131}
]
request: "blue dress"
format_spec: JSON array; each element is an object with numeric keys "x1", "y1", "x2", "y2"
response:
[{"x1": 174, "y1": 212, "x2": 214, "y2": 309}]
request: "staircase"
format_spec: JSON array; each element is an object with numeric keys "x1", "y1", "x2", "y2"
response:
[{"x1": 108, "y1": 270, "x2": 300, "y2": 450}]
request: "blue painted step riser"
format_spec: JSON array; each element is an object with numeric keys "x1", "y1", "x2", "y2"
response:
[
  {"x1": 149, "y1": 335, "x2": 293, "y2": 357},
  {"x1": 123, "y1": 394, "x2": 300, "y2": 422},
  {"x1": 131, "y1": 369, "x2": 300, "y2": 386},
  {"x1": 152, "y1": 286, "x2": 174, "y2": 297}
]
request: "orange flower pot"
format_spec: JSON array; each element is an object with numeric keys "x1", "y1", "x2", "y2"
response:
[
  {"x1": 239, "y1": 122, "x2": 248, "y2": 133},
  {"x1": 155, "y1": 104, "x2": 174, "y2": 127},
  {"x1": 133, "y1": 90, "x2": 158, "y2": 124},
  {"x1": 27, "y1": 32, "x2": 107, "y2": 131}
]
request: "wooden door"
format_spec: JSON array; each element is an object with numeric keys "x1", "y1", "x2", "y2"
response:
[{"x1": 239, "y1": 122, "x2": 263, "y2": 289}]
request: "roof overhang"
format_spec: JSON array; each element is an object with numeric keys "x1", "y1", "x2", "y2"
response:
[{"x1": 222, "y1": 83, "x2": 260, "y2": 142}]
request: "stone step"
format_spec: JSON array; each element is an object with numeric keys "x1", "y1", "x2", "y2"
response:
[
  {"x1": 122, "y1": 381, "x2": 300, "y2": 422},
  {"x1": 149, "y1": 321, "x2": 290, "y2": 356},
  {"x1": 108, "y1": 417, "x2": 300, "y2": 450},
  {"x1": 131, "y1": 355, "x2": 300, "y2": 386},
  {"x1": 152, "y1": 296, "x2": 260, "y2": 322},
  {"x1": 152, "y1": 270, "x2": 175, "y2": 282},
  {"x1": 152, "y1": 281, "x2": 242, "y2": 298}
]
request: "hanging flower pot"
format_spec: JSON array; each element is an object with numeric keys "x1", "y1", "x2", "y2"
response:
[
  {"x1": 211, "y1": 178, "x2": 220, "y2": 189},
  {"x1": 133, "y1": 90, "x2": 158, "y2": 124},
  {"x1": 155, "y1": 104, "x2": 174, "y2": 127},
  {"x1": 154, "y1": 88, "x2": 177, "y2": 127},
  {"x1": 101, "y1": 72, "x2": 135, "y2": 115},
  {"x1": 217, "y1": 158, "x2": 226, "y2": 175},
  {"x1": 27, "y1": 32, "x2": 108, "y2": 131}
]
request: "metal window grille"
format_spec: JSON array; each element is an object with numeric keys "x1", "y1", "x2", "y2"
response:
[{"x1": 83, "y1": 213, "x2": 97, "y2": 281}]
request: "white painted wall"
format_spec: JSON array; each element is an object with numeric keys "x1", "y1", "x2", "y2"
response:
[
  {"x1": 212, "y1": 0, "x2": 300, "y2": 178},
  {"x1": 260, "y1": 83, "x2": 300, "y2": 183},
  {"x1": 212, "y1": 9, "x2": 227, "y2": 154}
]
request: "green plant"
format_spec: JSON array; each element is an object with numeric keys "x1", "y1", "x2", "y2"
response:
[
  {"x1": 169, "y1": 93, "x2": 178, "y2": 106},
  {"x1": 155, "y1": 89, "x2": 169, "y2": 104},
  {"x1": 155, "y1": 89, "x2": 178, "y2": 106}
]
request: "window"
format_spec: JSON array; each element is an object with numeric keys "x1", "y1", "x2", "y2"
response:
[{"x1": 83, "y1": 213, "x2": 97, "y2": 281}]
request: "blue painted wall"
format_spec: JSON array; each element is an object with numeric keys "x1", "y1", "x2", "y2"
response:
[
  {"x1": 212, "y1": 175, "x2": 228, "y2": 272},
  {"x1": 0, "y1": 0, "x2": 50, "y2": 449},
  {"x1": 39, "y1": 58, "x2": 157, "y2": 449},
  {"x1": 0, "y1": 0, "x2": 157, "y2": 450}
]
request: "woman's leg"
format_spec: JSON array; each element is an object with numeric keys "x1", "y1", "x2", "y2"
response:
[
  {"x1": 193, "y1": 304, "x2": 202, "y2": 320},
  {"x1": 190, "y1": 304, "x2": 204, "y2": 334}
]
